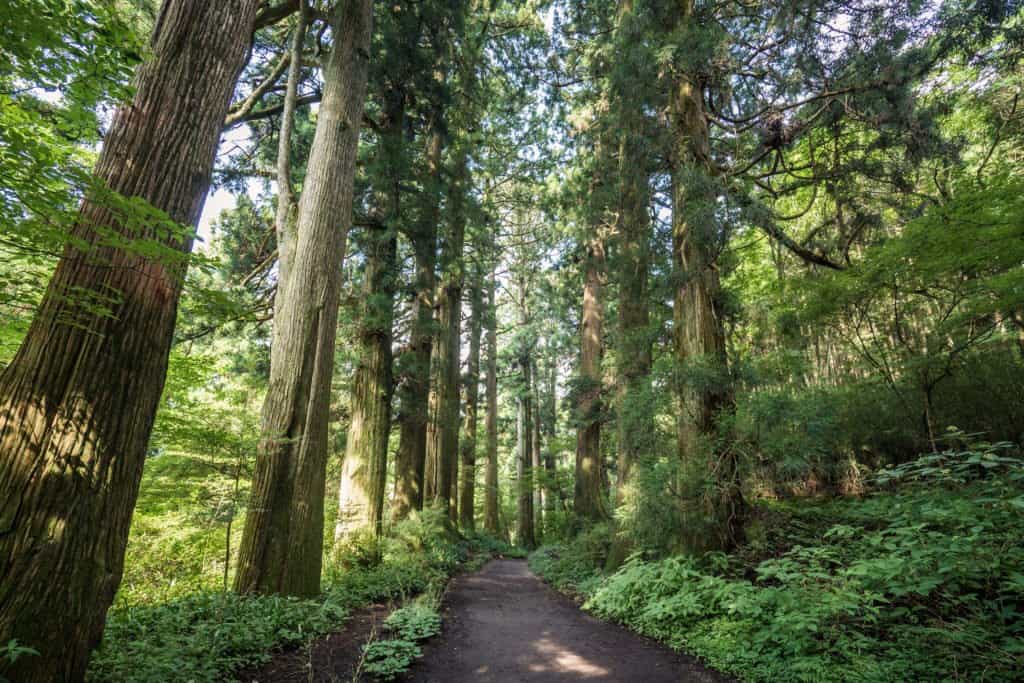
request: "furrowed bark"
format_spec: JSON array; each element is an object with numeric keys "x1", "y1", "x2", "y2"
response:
[
  {"x1": 516, "y1": 284, "x2": 537, "y2": 549},
  {"x1": 459, "y1": 277, "x2": 484, "y2": 530},
  {"x1": 235, "y1": 0, "x2": 373, "y2": 597},
  {"x1": 393, "y1": 121, "x2": 442, "y2": 521},
  {"x1": 531, "y1": 358, "x2": 543, "y2": 539},
  {"x1": 273, "y1": 4, "x2": 310, "y2": 311},
  {"x1": 574, "y1": 235, "x2": 607, "y2": 523},
  {"x1": 0, "y1": 2, "x2": 259, "y2": 680},
  {"x1": 670, "y1": 0, "x2": 744, "y2": 553},
  {"x1": 426, "y1": 151, "x2": 467, "y2": 518},
  {"x1": 335, "y1": 83, "x2": 405, "y2": 544},
  {"x1": 483, "y1": 273, "x2": 500, "y2": 534}
]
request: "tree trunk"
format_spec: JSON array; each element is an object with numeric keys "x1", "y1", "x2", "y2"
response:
[
  {"x1": 0, "y1": 3, "x2": 258, "y2": 680},
  {"x1": 234, "y1": 0, "x2": 373, "y2": 597},
  {"x1": 393, "y1": 123, "x2": 442, "y2": 520},
  {"x1": 483, "y1": 273, "x2": 501, "y2": 534},
  {"x1": 542, "y1": 353, "x2": 558, "y2": 519},
  {"x1": 335, "y1": 227, "x2": 396, "y2": 542},
  {"x1": 334, "y1": 79, "x2": 405, "y2": 544},
  {"x1": 459, "y1": 277, "x2": 484, "y2": 530},
  {"x1": 426, "y1": 151, "x2": 467, "y2": 518},
  {"x1": 517, "y1": 346, "x2": 537, "y2": 549},
  {"x1": 574, "y1": 236, "x2": 607, "y2": 522},
  {"x1": 670, "y1": 0, "x2": 743, "y2": 553},
  {"x1": 531, "y1": 358, "x2": 543, "y2": 540},
  {"x1": 273, "y1": 4, "x2": 309, "y2": 304},
  {"x1": 607, "y1": 55, "x2": 653, "y2": 569},
  {"x1": 612, "y1": 123, "x2": 651, "y2": 500}
]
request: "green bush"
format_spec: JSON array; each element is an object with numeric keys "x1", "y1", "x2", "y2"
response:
[
  {"x1": 92, "y1": 507, "x2": 472, "y2": 682},
  {"x1": 88, "y1": 591, "x2": 348, "y2": 682},
  {"x1": 528, "y1": 523, "x2": 610, "y2": 596},
  {"x1": 465, "y1": 531, "x2": 528, "y2": 559},
  {"x1": 532, "y1": 447, "x2": 1024, "y2": 682},
  {"x1": 361, "y1": 639, "x2": 422, "y2": 681},
  {"x1": 360, "y1": 601, "x2": 443, "y2": 681},
  {"x1": 383, "y1": 604, "x2": 442, "y2": 642}
]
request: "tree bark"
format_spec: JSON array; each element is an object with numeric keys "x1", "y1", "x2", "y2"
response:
[
  {"x1": 574, "y1": 235, "x2": 607, "y2": 522},
  {"x1": 335, "y1": 80, "x2": 405, "y2": 544},
  {"x1": 393, "y1": 121, "x2": 442, "y2": 521},
  {"x1": 531, "y1": 357, "x2": 544, "y2": 540},
  {"x1": 670, "y1": 0, "x2": 743, "y2": 553},
  {"x1": 335, "y1": 224, "x2": 396, "y2": 542},
  {"x1": 517, "y1": 344, "x2": 537, "y2": 549},
  {"x1": 483, "y1": 272, "x2": 501, "y2": 534},
  {"x1": 273, "y1": 4, "x2": 309, "y2": 304},
  {"x1": 458, "y1": 276, "x2": 484, "y2": 530},
  {"x1": 234, "y1": 0, "x2": 373, "y2": 597},
  {"x1": 0, "y1": 2, "x2": 258, "y2": 680},
  {"x1": 542, "y1": 352, "x2": 558, "y2": 518},
  {"x1": 426, "y1": 151, "x2": 467, "y2": 518}
]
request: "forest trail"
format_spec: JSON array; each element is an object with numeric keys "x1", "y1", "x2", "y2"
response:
[{"x1": 405, "y1": 559, "x2": 730, "y2": 682}]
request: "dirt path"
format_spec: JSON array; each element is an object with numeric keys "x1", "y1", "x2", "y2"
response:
[{"x1": 405, "y1": 559, "x2": 730, "y2": 683}]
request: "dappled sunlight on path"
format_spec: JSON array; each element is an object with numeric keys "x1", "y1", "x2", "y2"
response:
[{"x1": 405, "y1": 559, "x2": 729, "y2": 682}]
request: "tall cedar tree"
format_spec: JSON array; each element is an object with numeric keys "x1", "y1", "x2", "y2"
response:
[
  {"x1": 607, "y1": 0, "x2": 654, "y2": 569},
  {"x1": 574, "y1": 231, "x2": 608, "y2": 522},
  {"x1": 235, "y1": 0, "x2": 373, "y2": 597},
  {"x1": 516, "y1": 273, "x2": 537, "y2": 548},
  {"x1": 669, "y1": 0, "x2": 744, "y2": 552},
  {"x1": 334, "y1": 10, "x2": 413, "y2": 541},
  {"x1": 459, "y1": 276, "x2": 485, "y2": 530},
  {"x1": 483, "y1": 272, "x2": 501, "y2": 533},
  {"x1": 0, "y1": 2, "x2": 259, "y2": 679},
  {"x1": 393, "y1": 79, "x2": 444, "y2": 519},
  {"x1": 426, "y1": 150, "x2": 468, "y2": 516}
]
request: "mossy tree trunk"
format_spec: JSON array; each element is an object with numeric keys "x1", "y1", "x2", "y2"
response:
[
  {"x1": 0, "y1": 2, "x2": 258, "y2": 680},
  {"x1": 335, "y1": 222, "x2": 397, "y2": 543},
  {"x1": 334, "y1": 82, "x2": 404, "y2": 542},
  {"x1": 234, "y1": 0, "x2": 373, "y2": 597},
  {"x1": 574, "y1": 235, "x2": 608, "y2": 523},
  {"x1": 669, "y1": 0, "x2": 744, "y2": 553}
]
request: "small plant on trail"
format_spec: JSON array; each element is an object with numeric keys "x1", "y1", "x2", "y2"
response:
[
  {"x1": 383, "y1": 604, "x2": 441, "y2": 641},
  {"x1": 361, "y1": 639, "x2": 423, "y2": 681},
  {"x1": 361, "y1": 601, "x2": 442, "y2": 680}
]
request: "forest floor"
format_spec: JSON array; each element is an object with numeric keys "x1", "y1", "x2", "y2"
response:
[
  {"x1": 241, "y1": 558, "x2": 731, "y2": 682},
  {"x1": 238, "y1": 603, "x2": 392, "y2": 682},
  {"x1": 404, "y1": 559, "x2": 730, "y2": 683}
]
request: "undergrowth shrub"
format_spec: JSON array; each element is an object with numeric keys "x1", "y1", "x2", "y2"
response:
[
  {"x1": 361, "y1": 639, "x2": 422, "y2": 681},
  {"x1": 91, "y1": 508, "x2": 478, "y2": 682},
  {"x1": 88, "y1": 591, "x2": 348, "y2": 682},
  {"x1": 528, "y1": 523, "x2": 609, "y2": 596},
  {"x1": 532, "y1": 442, "x2": 1024, "y2": 682},
  {"x1": 383, "y1": 604, "x2": 442, "y2": 642},
  {"x1": 361, "y1": 585, "x2": 444, "y2": 680}
]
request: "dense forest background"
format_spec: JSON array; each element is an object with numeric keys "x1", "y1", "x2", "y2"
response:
[{"x1": 1, "y1": 0, "x2": 1022, "y2": 681}]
